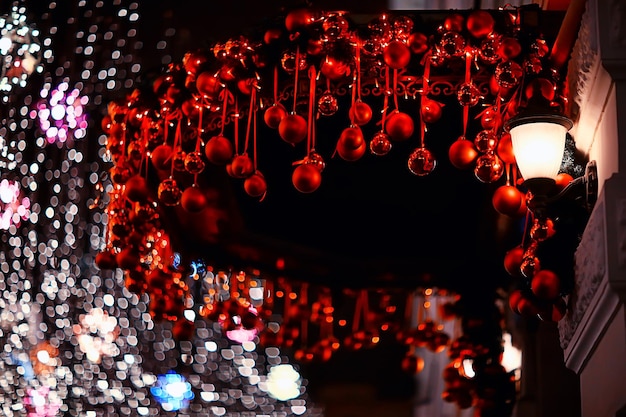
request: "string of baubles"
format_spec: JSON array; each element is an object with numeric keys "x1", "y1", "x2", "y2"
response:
[
  {"x1": 98, "y1": 6, "x2": 572, "y2": 327},
  {"x1": 101, "y1": 6, "x2": 563, "y2": 200}
]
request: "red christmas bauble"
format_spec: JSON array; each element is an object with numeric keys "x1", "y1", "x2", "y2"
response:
[
  {"x1": 285, "y1": 8, "x2": 314, "y2": 32},
  {"x1": 496, "y1": 132, "x2": 516, "y2": 164},
  {"x1": 531, "y1": 270, "x2": 561, "y2": 300},
  {"x1": 181, "y1": 185, "x2": 208, "y2": 213},
  {"x1": 338, "y1": 126, "x2": 365, "y2": 150},
  {"x1": 444, "y1": 13, "x2": 465, "y2": 32},
  {"x1": 264, "y1": 28, "x2": 282, "y2": 45},
  {"x1": 204, "y1": 135, "x2": 234, "y2": 165},
  {"x1": 538, "y1": 297, "x2": 567, "y2": 322},
  {"x1": 492, "y1": 185, "x2": 524, "y2": 216},
  {"x1": 474, "y1": 153, "x2": 504, "y2": 183},
  {"x1": 524, "y1": 77, "x2": 556, "y2": 101},
  {"x1": 337, "y1": 141, "x2": 367, "y2": 161},
  {"x1": 183, "y1": 50, "x2": 208, "y2": 76},
  {"x1": 124, "y1": 175, "x2": 149, "y2": 202},
  {"x1": 497, "y1": 37, "x2": 522, "y2": 60},
  {"x1": 320, "y1": 56, "x2": 351, "y2": 81},
  {"x1": 409, "y1": 32, "x2": 429, "y2": 54},
  {"x1": 466, "y1": 10, "x2": 495, "y2": 38},
  {"x1": 420, "y1": 98, "x2": 443, "y2": 124},
  {"x1": 385, "y1": 111, "x2": 414, "y2": 141},
  {"x1": 517, "y1": 296, "x2": 540, "y2": 317},
  {"x1": 480, "y1": 106, "x2": 498, "y2": 130},
  {"x1": 292, "y1": 164, "x2": 322, "y2": 193},
  {"x1": 151, "y1": 144, "x2": 173, "y2": 171},
  {"x1": 278, "y1": 113, "x2": 308, "y2": 144},
  {"x1": 230, "y1": 154, "x2": 254, "y2": 178},
  {"x1": 383, "y1": 40, "x2": 411, "y2": 69},
  {"x1": 264, "y1": 103, "x2": 287, "y2": 129},
  {"x1": 196, "y1": 71, "x2": 222, "y2": 98},
  {"x1": 448, "y1": 138, "x2": 478, "y2": 170},
  {"x1": 504, "y1": 245, "x2": 524, "y2": 277},
  {"x1": 555, "y1": 172, "x2": 574, "y2": 191},
  {"x1": 244, "y1": 172, "x2": 267, "y2": 197},
  {"x1": 349, "y1": 101, "x2": 373, "y2": 126}
]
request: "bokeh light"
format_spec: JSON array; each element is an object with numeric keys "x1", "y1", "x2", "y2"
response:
[
  {"x1": 34, "y1": 82, "x2": 89, "y2": 144},
  {"x1": 150, "y1": 372, "x2": 194, "y2": 411}
]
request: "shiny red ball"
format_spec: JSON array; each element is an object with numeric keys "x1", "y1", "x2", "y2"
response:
[
  {"x1": 466, "y1": 10, "x2": 495, "y2": 38},
  {"x1": 503, "y1": 246, "x2": 524, "y2": 277},
  {"x1": 204, "y1": 135, "x2": 234, "y2": 165},
  {"x1": 151, "y1": 144, "x2": 173, "y2": 171},
  {"x1": 492, "y1": 185, "x2": 524, "y2": 216},
  {"x1": 420, "y1": 98, "x2": 443, "y2": 124},
  {"x1": 385, "y1": 111, "x2": 414, "y2": 141},
  {"x1": 278, "y1": 113, "x2": 308, "y2": 144},
  {"x1": 349, "y1": 101, "x2": 373, "y2": 126},
  {"x1": 244, "y1": 172, "x2": 268, "y2": 197},
  {"x1": 264, "y1": 103, "x2": 287, "y2": 129},
  {"x1": 181, "y1": 185, "x2": 208, "y2": 213},
  {"x1": 448, "y1": 138, "x2": 478, "y2": 170},
  {"x1": 531, "y1": 270, "x2": 561, "y2": 300},
  {"x1": 230, "y1": 154, "x2": 255, "y2": 179},
  {"x1": 383, "y1": 40, "x2": 411, "y2": 69},
  {"x1": 292, "y1": 164, "x2": 322, "y2": 193}
]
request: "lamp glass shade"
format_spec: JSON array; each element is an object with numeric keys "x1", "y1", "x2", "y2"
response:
[{"x1": 509, "y1": 120, "x2": 568, "y2": 181}]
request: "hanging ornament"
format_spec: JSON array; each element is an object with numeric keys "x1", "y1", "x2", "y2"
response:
[
  {"x1": 244, "y1": 171, "x2": 267, "y2": 198},
  {"x1": 204, "y1": 135, "x2": 234, "y2": 165},
  {"x1": 322, "y1": 12, "x2": 349, "y2": 41},
  {"x1": 320, "y1": 55, "x2": 351, "y2": 81},
  {"x1": 264, "y1": 102, "x2": 287, "y2": 128},
  {"x1": 370, "y1": 131, "x2": 392, "y2": 156},
  {"x1": 479, "y1": 106, "x2": 499, "y2": 130},
  {"x1": 385, "y1": 111, "x2": 414, "y2": 141},
  {"x1": 407, "y1": 147, "x2": 436, "y2": 176},
  {"x1": 392, "y1": 15, "x2": 414, "y2": 42},
  {"x1": 530, "y1": 218, "x2": 556, "y2": 241},
  {"x1": 473, "y1": 129, "x2": 498, "y2": 153},
  {"x1": 303, "y1": 150, "x2": 326, "y2": 172},
  {"x1": 280, "y1": 51, "x2": 308, "y2": 73},
  {"x1": 230, "y1": 154, "x2": 254, "y2": 178},
  {"x1": 195, "y1": 72, "x2": 223, "y2": 98},
  {"x1": 408, "y1": 32, "x2": 429, "y2": 55},
  {"x1": 336, "y1": 126, "x2": 367, "y2": 161},
  {"x1": 498, "y1": 37, "x2": 522, "y2": 60},
  {"x1": 495, "y1": 61, "x2": 523, "y2": 88},
  {"x1": 292, "y1": 164, "x2": 322, "y2": 193},
  {"x1": 443, "y1": 13, "x2": 465, "y2": 32},
  {"x1": 158, "y1": 177, "x2": 183, "y2": 206},
  {"x1": 285, "y1": 8, "x2": 316, "y2": 32},
  {"x1": 124, "y1": 175, "x2": 149, "y2": 202},
  {"x1": 172, "y1": 150, "x2": 187, "y2": 171},
  {"x1": 150, "y1": 144, "x2": 173, "y2": 171},
  {"x1": 466, "y1": 10, "x2": 495, "y2": 38},
  {"x1": 492, "y1": 185, "x2": 524, "y2": 216},
  {"x1": 478, "y1": 35, "x2": 502, "y2": 65},
  {"x1": 456, "y1": 82, "x2": 481, "y2": 106},
  {"x1": 184, "y1": 151, "x2": 205, "y2": 174},
  {"x1": 438, "y1": 32, "x2": 465, "y2": 59},
  {"x1": 531, "y1": 270, "x2": 561, "y2": 300},
  {"x1": 383, "y1": 40, "x2": 411, "y2": 70},
  {"x1": 317, "y1": 91, "x2": 339, "y2": 116},
  {"x1": 349, "y1": 100, "x2": 373, "y2": 126},
  {"x1": 420, "y1": 98, "x2": 443, "y2": 124},
  {"x1": 368, "y1": 15, "x2": 393, "y2": 50},
  {"x1": 181, "y1": 185, "x2": 208, "y2": 212},
  {"x1": 448, "y1": 137, "x2": 478, "y2": 170},
  {"x1": 474, "y1": 153, "x2": 503, "y2": 183},
  {"x1": 496, "y1": 132, "x2": 516, "y2": 164},
  {"x1": 278, "y1": 113, "x2": 308, "y2": 145}
]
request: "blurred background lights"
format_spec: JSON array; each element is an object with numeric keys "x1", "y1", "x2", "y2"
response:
[
  {"x1": 24, "y1": 386, "x2": 63, "y2": 417},
  {"x1": 34, "y1": 82, "x2": 89, "y2": 144},
  {"x1": 263, "y1": 364, "x2": 302, "y2": 401},
  {"x1": 150, "y1": 372, "x2": 194, "y2": 412},
  {"x1": 0, "y1": 4, "x2": 42, "y2": 95},
  {"x1": 0, "y1": 178, "x2": 30, "y2": 229}
]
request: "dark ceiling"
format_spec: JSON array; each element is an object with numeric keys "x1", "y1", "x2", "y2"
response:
[{"x1": 128, "y1": 1, "x2": 577, "y2": 298}]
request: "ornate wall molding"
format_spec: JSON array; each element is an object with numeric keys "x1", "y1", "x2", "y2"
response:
[
  {"x1": 566, "y1": 0, "x2": 599, "y2": 121},
  {"x1": 558, "y1": 199, "x2": 606, "y2": 351}
]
